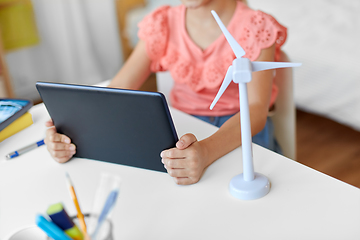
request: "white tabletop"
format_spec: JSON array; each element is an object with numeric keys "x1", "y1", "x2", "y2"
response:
[{"x1": 0, "y1": 103, "x2": 359, "y2": 240}]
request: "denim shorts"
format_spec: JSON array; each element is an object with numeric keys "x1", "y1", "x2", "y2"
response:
[{"x1": 192, "y1": 114, "x2": 282, "y2": 154}]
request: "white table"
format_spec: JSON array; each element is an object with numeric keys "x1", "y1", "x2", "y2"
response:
[{"x1": 1, "y1": 103, "x2": 359, "y2": 239}]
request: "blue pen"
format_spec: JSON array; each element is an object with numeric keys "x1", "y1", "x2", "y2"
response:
[
  {"x1": 5, "y1": 139, "x2": 44, "y2": 159},
  {"x1": 92, "y1": 190, "x2": 119, "y2": 239},
  {"x1": 35, "y1": 214, "x2": 72, "y2": 240}
]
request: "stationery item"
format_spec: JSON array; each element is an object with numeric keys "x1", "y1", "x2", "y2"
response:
[
  {"x1": 5, "y1": 138, "x2": 43, "y2": 159},
  {"x1": 36, "y1": 81, "x2": 178, "y2": 172},
  {"x1": 92, "y1": 190, "x2": 119, "y2": 239},
  {"x1": 65, "y1": 172, "x2": 88, "y2": 237},
  {"x1": 0, "y1": 111, "x2": 33, "y2": 142},
  {"x1": 89, "y1": 173, "x2": 121, "y2": 240},
  {"x1": 35, "y1": 214, "x2": 72, "y2": 240},
  {"x1": 0, "y1": 98, "x2": 32, "y2": 131},
  {"x1": 46, "y1": 202, "x2": 83, "y2": 240}
]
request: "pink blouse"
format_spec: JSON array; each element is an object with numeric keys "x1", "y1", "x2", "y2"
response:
[{"x1": 138, "y1": 1, "x2": 287, "y2": 116}]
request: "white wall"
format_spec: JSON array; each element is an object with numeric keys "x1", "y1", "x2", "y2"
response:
[
  {"x1": 5, "y1": 0, "x2": 123, "y2": 101},
  {"x1": 249, "y1": 0, "x2": 360, "y2": 130}
]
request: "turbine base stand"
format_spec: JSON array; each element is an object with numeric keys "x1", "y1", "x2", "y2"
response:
[{"x1": 229, "y1": 172, "x2": 270, "y2": 200}]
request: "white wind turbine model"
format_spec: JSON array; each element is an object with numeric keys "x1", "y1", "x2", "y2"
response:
[{"x1": 210, "y1": 11, "x2": 301, "y2": 200}]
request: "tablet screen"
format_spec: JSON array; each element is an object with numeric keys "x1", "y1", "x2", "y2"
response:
[{"x1": 0, "y1": 99, "x2": 30, "y2": 123}]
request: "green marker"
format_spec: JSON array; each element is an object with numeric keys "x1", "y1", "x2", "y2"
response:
[{"x1": 46, "y1": 203, "x2": 84, "y2": 240}]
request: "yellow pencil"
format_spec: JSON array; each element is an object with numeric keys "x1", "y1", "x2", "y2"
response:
[{"x1": 65, "y1": 172, "x2": 89, "y2": 239}]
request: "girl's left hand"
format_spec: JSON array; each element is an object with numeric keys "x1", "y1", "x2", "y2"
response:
[{"x1": 160, "y1": 133, "x2": 209, "y2": 185}]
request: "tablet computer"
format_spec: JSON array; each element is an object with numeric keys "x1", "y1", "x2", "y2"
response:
[
  {"x1": 0, "y1": 98, "x2": 33, "y2": 131},
  {"x1": 36, "y1": 82, "x2": 178, "y2": 172}
]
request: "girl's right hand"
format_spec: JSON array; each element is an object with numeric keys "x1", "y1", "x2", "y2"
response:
[{"x1": 44, "y1": 119, "x2": 76, "y2": 163}]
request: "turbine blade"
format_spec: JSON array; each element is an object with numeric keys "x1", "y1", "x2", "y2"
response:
[
  {"x1": 211, "y1": 10, "x2": 246, "y2": 58},
  {"x1": 210, "y1": 66, "x2": 233, "y2": 110},
  {"x1": 251, "y1": 61, "x2": 302, "y2": 72}
]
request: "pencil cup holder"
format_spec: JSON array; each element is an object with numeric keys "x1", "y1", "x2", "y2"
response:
[
  {"x1": 82, "y1": 213, "x2": 113, "y2": 240},
  {"x1": 44, "y1": 213, "x2": 113, "y2": 240}
]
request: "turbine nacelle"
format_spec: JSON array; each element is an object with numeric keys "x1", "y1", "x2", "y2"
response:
[{"x1": 233, "y1": 58, "x2": 252, "y2": 84}]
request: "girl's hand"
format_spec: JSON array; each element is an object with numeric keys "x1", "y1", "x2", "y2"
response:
[
  {"x1": 44, "y1": 119, "x2": 76, "y2": 163},
  {"x1": 160, "y1": 134, "x2": 209, "y2": 185}
]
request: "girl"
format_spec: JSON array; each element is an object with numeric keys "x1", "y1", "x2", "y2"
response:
[{"x1": 45, "y1": 0, "x2": 287, "y2": 185}]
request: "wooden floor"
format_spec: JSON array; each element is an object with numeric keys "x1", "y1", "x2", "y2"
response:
[{"x1": 296, "y1": 109, "x2": 360, "y2": 188}]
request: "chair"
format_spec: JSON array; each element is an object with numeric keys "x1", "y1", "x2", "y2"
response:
[
  {"x1": 115, "y1": 0, "x2": 146, "y2": 60},
  {"x1": 156, "y1": 51, "x2": 296, "y2": 160},
  {"x1": 115, "y1": 0, "x2": 158, "y2": 92},
  {"x1": 271, "y1": 51, "x2": 296, "y2": 160}
]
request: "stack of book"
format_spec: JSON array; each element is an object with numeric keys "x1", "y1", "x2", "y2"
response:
[{"x1": 0, "y1": 98, "x2": 33, "y2": 142}]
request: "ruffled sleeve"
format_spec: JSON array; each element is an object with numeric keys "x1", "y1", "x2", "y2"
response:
[
  {"x1": 138, "y1": 6, "x2": 170, "y2": 72},
  {"x1": 238, "y1": 10, "x2": 287, "y2": 61}
]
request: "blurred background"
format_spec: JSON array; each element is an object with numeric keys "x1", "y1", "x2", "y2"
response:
[
  {"x1": 0, "y1": 0, "x2": 359, "y2": 187},
  {"x1": 0, "y1": 0, "x2": 123, "y2": 100}
]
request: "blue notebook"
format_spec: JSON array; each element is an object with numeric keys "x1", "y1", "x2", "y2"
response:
[
  {"x1": 36, "y1": 82, "x2": 178, "y2": 172},
  {"x1": 0, "y1": 98, "x2": 32, "y2": 131}
]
